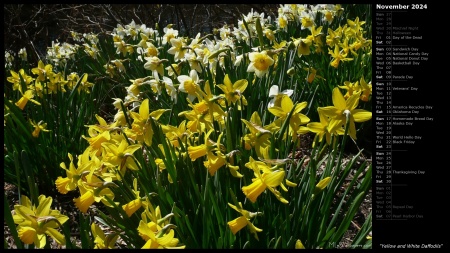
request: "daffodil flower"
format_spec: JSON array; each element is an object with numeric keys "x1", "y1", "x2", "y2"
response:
[
  {"x1": 338, "y1": 80, "x2": 361, "y2": 99},
  {"x1": 247, "y1": 50, "x2": 275, "y2": 78},
  {"x1": 345, "y1": 17, "x2": 365, "y2": 38},
  {"x1": 307, "y1": 110, "x2": 344, "y2": 147},
  {"x1": 187, "y1": 129, "x2": 215, "y2": 161},
  {"x1": 15, "y1": 89, "x2": 41, "y2": 110},
  {"x1": 55, "y1": 153, "x2": 87, "y2": 194},
  {"x1": 227, "y1": 202, "x2": 263, "y2": 240},
  {"x1": 31, "y1": 60, "x2": 53, "y2": 82},
  {"x1": 77, "y1": 73, "x2": 94, "y2": 94},
  {"x1": 318, "y1": 87, "x2": 372, "y2": 139},
  {"x1": 162, "y1": 120, "x2": 191, "y2": 148},
  {"x1": 128, "y1": 98, "x2": 169, "y2": 146},
  {"x1": 162, "y1": 76, "x2": 178, "y2": 104},
  {"x1": 122, "y1": 178, "x2": 144, "y2": 217},
  {"x1": 294, "y1": 37, "x2": 312, "y2": 57},
  {"x1": 138, "y1": 205, "x2": 185, "y2": 249},
  {"x1": 303, "y1": 66, "x2": 325, "y2": 84},
  {"x1": 203, "y1": 150, "x2": 227, "y2": 176},
  {"x1": 295, "y1": 239, "x2": 306, "y2": 249},
  {"x1": 178, "y1": 69, "x2": 201, "y2": 102},
  {"x1": 91, "y1": 223, "x2": 119, "y2": 249},
  {"x1": 267, "y1": 84, "x2": 293, "y2": 108},
  {"x1": 143, "y1": 56, "x2": 166, "y2": 82},
  {"x1": 359, "y1": 76, "x2": 372, "y2": 102},
  {"x1": 161, "y1": 26, "x2": 179, "y2": 45},
  {"x1": 217, "y1": 74, "x2": 248, "y2": 108},
  {"x1": 74, "y1": 180, "x2": 117, "y2": 213},
  {"x1": 29, "y1": 119, "x2": 50, "y2": 138},
  {"x1": 12, "y1": 195, "x2": 69, "y2": 248},
  {"x1": 178, "y1": 95, "x2": 221, "y2": 133},
  {"x1": 312, "y1": 177, "x2": 332, "y2": 200},
  {"x1": 242, "y1": 157, "x2": 290, "y2": 204},
  {"x1": 326, "y1": 26, "x2": 343, "y2": 48},
  {"x1": 268, "y1": 96, "x2": 310, "y2": 142},
  {"x1": 101, "y1": 138, "x2": 142, "y2": 175},
  {"x1": 328, "y1": 44, "x2": 353, "y2": 68},
  {"x1": 167, "y1": 38, "x2": 188, "y2": 62},
  {"x1": 7, "y1": 69, "x2": 34, "y2": 92},
  {"x1": 82, "y1": 114, "x2": 114, "y2": 156},
  {"x1": 241, "y1": 111, "x2": 272, "y2": 159}
]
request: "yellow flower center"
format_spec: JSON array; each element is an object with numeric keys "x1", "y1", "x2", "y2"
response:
[
  {"x1": 194, "y1": 101, "x2": 209, "y2": 114},
  {"x1": 184, "y1": 80, "x2": 197, "y2": 94},
  {"x1": 254, "y1": 56, "x2": 270, "y2": 71}
]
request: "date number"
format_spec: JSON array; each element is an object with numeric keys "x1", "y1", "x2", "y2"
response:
[{"x1": 411, "y1": 4, "x2": 427, "y2": 9}]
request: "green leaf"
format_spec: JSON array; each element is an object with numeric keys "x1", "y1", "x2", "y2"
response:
[{"x1": 4, "y1": 193, "x2": 24, "y2": 249}]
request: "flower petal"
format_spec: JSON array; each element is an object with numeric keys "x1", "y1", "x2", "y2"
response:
[
  {"x1": 332, "y1": 87, "x2": 346, "y2": 110},
  {"x1": 352, "y1": 109, "x2": 372, "y2": 122}
]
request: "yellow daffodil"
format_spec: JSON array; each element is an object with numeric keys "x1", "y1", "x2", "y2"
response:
[
  {"x1": 76, "y1": 73, "x2": 94, "y2": 94},
  {"x1": 7, "y1": 69, "x2": 34, "y2": 93},
  {"x1": 307, "y1": 25, "x2": 325, "y2": 53},
  {"x1": 217, "y1": 74, "x2": 248, "y2": 108},
  {"x1": 301, "y1": 14, "x2": 314, "y2": 29},
  {"x1": 128, "y1": 98, "x2": 169, "y2": 147},
  {"x1": 304, "y1": 66, "x2": 325, "y2": 84},
  {"x1": 328, "y1": 44, "x2": 353, "y2": 68},
  {"x1": 187, "y1": 129, "x2": 214, "y2": 161},
  {"x1": 203, "y1": 131, "x2": 242, "y2": 177},
  {"x1": 227, "y1": 202, "x2": 263, "y2": 240},
  {"x1": 198, "y1": 80, "x2": 227, "y2": 125},
  {"x1": 359, "y1": 76, "x2": 372, "y2": 102},
  {"x1": 31, "y1": 60, "x2": 53, "y2": 82},
  {"x1": 138, "y1": 206, "x2": 185, "y2": 249},
  {"x1": 345, "y1": 17, "x2": 365, "y2": 38},
  {"x1": 55, "y1": 153, "x2": 86, "y2": 194},
  {"x1": 122, "y1": 178, "x2": 144, "y2": 217},
  {"x1": 82, "y1": 114, "x2": 114, "y2": 156},
  {"x1": 114, "y1": 39, "x2": 134, "y2": 56},
  {"x1": 74, "y1": 180, "x2": 117, "y2": 213},
  {"x1": 242, "y1": 157, "x2": 290, "y2": 204},
  {"x1": 13, "y1": 195, "x2": 68, "y2": 248},
  {"x1": 161, "y1": 120, "x2": 191, "y2": 148},
  {"x1": 91, "y1": 223, "x2": 119, "y2": 249},
  {"x1": 318, "y1": 87, "x2": 372, "y2": 139},
  {"x1": 241, "y1": 112, "x2": 272, "y2": 159},
  {"x1": 74, "y1": 185, "x2": 96, "y2": 213},
  {"x1": 29, "y1": 119, "x2": 50, "y2": 138},
  {"x1": 15, "y1": 89, "x2": 41, "y2": 110},
  {"x1": 101, "y1": 138, "x2": 142, "y2": 175},
  {"x1": 307, "y1": 110, "x2": 344, "y2": 147},
  {"x1": 338, "y1": 80, "x2": 360, "y2": 99},
  {"x1": 178, "y1": 92, "x2": 222, "y2": 133},
  {"x1": 204, "y1": 150, "x2": 227, "y2": 176},
  {"x1": 312, "y1": 177, "x2": 332, "y2": 199},
  {"x1": 294, "y1": 37, "x2": 312, "y2": 57},
  {"x1": 295, "y1": 239, "x2": 306, "y2": 249},
  {"x1": 65, "y1": 72, "x2": 79, "y2": 91},
  {"x1": 326, "y1": 26, "x2": 343, "y2": 48},
  {"x1": 165, "y1": 63, "x2": 182, "y2": 78},
  {"x1": 268, "y1": 96, "x2": 310, "y2": 142}
]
